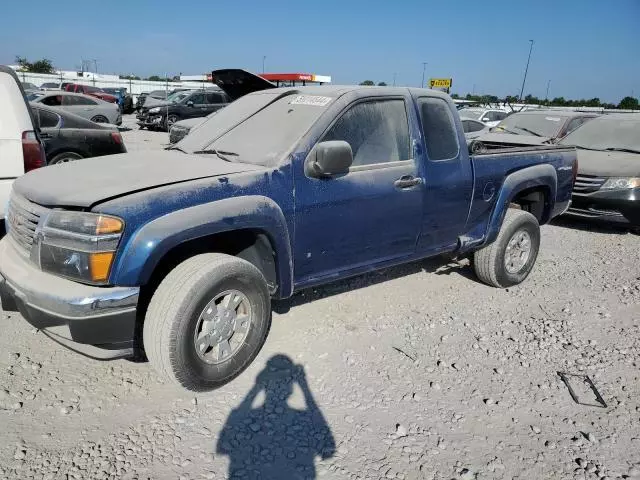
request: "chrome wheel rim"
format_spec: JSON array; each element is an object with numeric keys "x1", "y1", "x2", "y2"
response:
[
  {"x1": 504, "y1": 230, "x2": 532, "y2": 274},
  {"x1": 193, "y1": 290, "x2": 252, "y2": 365}
]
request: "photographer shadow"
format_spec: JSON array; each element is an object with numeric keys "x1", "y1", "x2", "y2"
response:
[{"x1": 217, "y1": 355, "x2": 335, "y2": 479}]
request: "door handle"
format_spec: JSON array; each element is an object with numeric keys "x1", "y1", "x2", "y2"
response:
[
  {"x1": 39, "y1": 132, "x2": 52, "y2": 139},
  {"x1": 394, "y1": 175, "x2": 422, "y2": 189}
]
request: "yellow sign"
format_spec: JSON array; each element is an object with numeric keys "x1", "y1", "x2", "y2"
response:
[{"x1": 429, "y1": 78, "x2": 453, "y2": 88}]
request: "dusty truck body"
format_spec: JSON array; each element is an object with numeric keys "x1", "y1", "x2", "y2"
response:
[{"x1": 0, "y1": 78, "x2": 577, "y2": 391}]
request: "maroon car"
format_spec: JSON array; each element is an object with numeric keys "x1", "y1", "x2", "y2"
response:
[{"x1": 64, "y1": 84, "x2": 118, "y2": 104}]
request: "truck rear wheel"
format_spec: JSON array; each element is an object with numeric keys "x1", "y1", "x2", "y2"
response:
[
  {"x1": 473, "y1": 209, "x2": 540, "y2": 288},
  {"x1": 143, "y1": 253, "x2": 271, "y2": 392}
]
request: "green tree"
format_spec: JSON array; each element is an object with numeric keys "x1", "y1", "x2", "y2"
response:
[
  {"x1": 119, "y1": 74, "x2": 141, "y2": 80},
  {"x1": 618, "y1": 96, "x2": 639, "y2": 110},
  {"x1": 377, "y1": 82, "x2": 387, "y2": 86},
  {"x1": 451, "y1": 93, "x2": 460, "y2": 99},
  {"x1": 15, "y1": 56, "x2": 55, "y2": 74},
  {"x1": 359, "y1": 80, "x2": 375, "y2": 86},
  {"x1": 146, "y1": 75, "x2": 163, "y2": 82}
]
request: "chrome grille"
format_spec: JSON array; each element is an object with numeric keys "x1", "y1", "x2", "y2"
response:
[
  {"x1": 573, "y1": 174, "x2": 606, "y2": 193},
  {"x1": 6, "y1": 193, "x2": 48, "y2": 256}
]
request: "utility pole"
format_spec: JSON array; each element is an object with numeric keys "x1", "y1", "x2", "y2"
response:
[
  {"x1": 472, "y1": 84, "x2": 476, "y2": 95},
  {"x1": 262, "y1": 56, "x2": 266, "y2": 73},
  {"x1": 421, "y1": 62, "x2": 427, "y2": 88},
  {"x1": 93, "y1": 59, "x2": 98, "y2": 74},
  {"x1": 393, "y1": 72, "x2": 397, "y2": 87},
  {"x1": 518, "y1": 40, "x2": 534, "y2": 101},
  {"x1": 545, "y1": 79, "x2": 551, "y2": 103}
]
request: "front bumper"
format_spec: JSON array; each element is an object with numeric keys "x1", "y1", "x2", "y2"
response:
[
  {"x1": 136, "y1": 113, "x2": 164, "y2": 128},
  {"x1": 566, "y1": 188, "x2": 640, "y2": 226},
  {"x1": 0, "y1": 239, "x2": 139, "y2": 359}
]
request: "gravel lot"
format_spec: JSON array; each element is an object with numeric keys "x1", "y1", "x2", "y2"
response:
[{"x1": 1, "y1": 116, "x2": 639, "y2": 480}]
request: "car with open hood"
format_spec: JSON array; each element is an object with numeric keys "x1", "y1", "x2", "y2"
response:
[{"x1": 0, "y1": 69, "x2": 577, "y2": 392}]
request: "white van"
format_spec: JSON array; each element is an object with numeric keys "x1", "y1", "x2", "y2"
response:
[{"x1": 0, "y1": 66, "x2": 46, "y2": 231}]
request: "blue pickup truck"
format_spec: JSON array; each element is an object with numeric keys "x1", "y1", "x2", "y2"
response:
[{"x1": 0, "y1": 72, "x2": 577, "y2": 391}]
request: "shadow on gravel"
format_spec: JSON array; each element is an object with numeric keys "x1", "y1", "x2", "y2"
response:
[
  {"x1": 217, "y1": 355, "x2": 335, "y2": 479},
  {"x1": 551, "y1": 216, "x2": 637, "y2": 235},
  {"x1": 274, "y1": 256, "x2": 477, "y2": 314}
]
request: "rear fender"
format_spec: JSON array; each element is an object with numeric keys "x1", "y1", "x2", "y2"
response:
[
  {"x1": 485, "y1": 164, "x2": 557, "y2": 244},
  {"x1": 111, "y1": 195, "x2": 294, "y2": 297}
]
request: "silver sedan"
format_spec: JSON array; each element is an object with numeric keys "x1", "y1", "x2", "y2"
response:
[{"x1": 29, "y1": 91, "x2": 121, "y2": 125}]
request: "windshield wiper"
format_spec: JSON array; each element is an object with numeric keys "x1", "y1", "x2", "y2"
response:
[
  {"x1": 192, "y1": 149, "x2": 239, "y2": 162},
  {"x1": 604, "y1": 147, "x2": 640, "y2": 154},
  {"x1": 166, "y1": 145, "x2": 186, "y2": 152},
  {"x1": 514, "y1": 126, "x2": 543, "y2": 137}
]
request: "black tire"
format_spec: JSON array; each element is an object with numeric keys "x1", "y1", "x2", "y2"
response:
[
  {"x1": 473, "y1": 209, "x2": 540, "y2": 288},
  {"x1": 91, "y1": 115, "x2": 109, "y2": 123},
  {"x1": 143, "y1": 253, "x2": 271, "y2": 392},
  {"x1": 165, "y1": 114, "x2": 179, "y2": 131},
  {"x1": 49, "y1": 152, "x2": 83, "y2": 165}
]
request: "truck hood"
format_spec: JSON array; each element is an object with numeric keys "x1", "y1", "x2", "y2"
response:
[
  {"x1": 476, "y1": 132, "x2": 551, "y2": 145},
  {"x1": 13, "y1": 150, "x2": 261, "y2": 208},
  {"x1": 211, "y1": 69, "x2": 276, "y2": 101},
  {"x1": 575, "y1": 148, "x2": 640, "y2": 177}
]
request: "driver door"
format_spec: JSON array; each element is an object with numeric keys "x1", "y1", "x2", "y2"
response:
[{"x1": 293, "y1": 97, "x2": 424, "y2": 283}]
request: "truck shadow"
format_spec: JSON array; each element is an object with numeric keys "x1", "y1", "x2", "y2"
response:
[
  {"x1": 551, "y1": 217, "x2": 637, "y2": 235},
  {"x1": 215, "y1": 354, "x2": 335, "y2": 479},
  {"x1": 274, "y1": 256, "x2": 477, "y2": 314}
]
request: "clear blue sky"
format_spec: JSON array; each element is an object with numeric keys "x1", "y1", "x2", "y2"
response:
[{"x1": 1, "y1": 0, "x2": 638, "y2": 103}]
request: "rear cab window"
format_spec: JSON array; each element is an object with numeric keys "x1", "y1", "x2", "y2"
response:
[{"x1": 418, "y1": 97, "x2": 459, "y2": 160}]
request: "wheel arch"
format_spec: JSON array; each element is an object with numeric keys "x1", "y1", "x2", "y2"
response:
[
  {"x1": 111, "y1": 196, "x2": 294, "y2": 298},
  {"x1": 485, "y1": 164, "x2": 556, "y2": 245}
]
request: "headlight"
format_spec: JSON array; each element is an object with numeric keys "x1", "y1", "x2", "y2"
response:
[
  {"x1": 601, "y1": 177, "x2": 640, "y2": 190},
  {"x1": 38, "y1": 211, "x2": 124, "y2": 285},
  {"x1": 148, "y1": 107, "x2": 161, "y2": 113}
]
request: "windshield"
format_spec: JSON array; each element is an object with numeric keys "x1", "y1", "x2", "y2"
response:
[
  {"x1": 559, "y1": 116, "x2": 640, "y2": 152},
  {"x1": 41, "y1": 83, "x2": 58, "y2": 88},
  {"x1": 496, "y1": 113, "x2": 568, "y2": 137},
  {"x1": 26, "y1": 92, "x2": 43, "y2": 101},
  {"x1": 168, "y1": 91, "x2": 191, "y2": 103},
  {"x1": 458, "y1": 109, "x2": 483, "y2": 120},
  {"x1": 178, "y1": 91, "x2": 333, "y2": 166}
]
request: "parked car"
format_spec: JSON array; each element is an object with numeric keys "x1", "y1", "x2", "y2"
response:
[
  {"x1": 20, "y1": 81, "x2": 40, "y2": 93},
  {"x1": 558, "y1": 114, "x2": 640, "y2": 227},
  {"x1": 470, "y1": 110, "x2": 599, "y2": 153},
  {"x1": 135, "y1": 92, "x2": 149, "y2": 110},
  {"x1": 63, "y1": 84, "x2": 118, "y2": 104},
  {"x1": 30, "y1": 103, "x2": 127, "y2": 164},
  {"x1": 461, "y1": 118, "x2": 491, "y2": 142},
  {"x1": 40, "y1": 82, "x2": 61, "y2": 91},
  {"x1": 101, "y1": 87, "x2": 134, "y2": 114},
  {"x1": 0, "y1": 66, "x2": 46, "y2": 232},
  {"x1": 137, "y1": 89, "x2": 230, "y2": 130},
  {"x1": 0, "y1": 70, "x2": 577, "y2": 392},
  {"x1": 169, "y1": 116, "x2": 208, "y2": 144},
  {"x1": 458, "y1": 108, "x2": 508, "y2": 127},
  {"x1": 30, "y1": 92, "x2": 121, "y2": 125}
]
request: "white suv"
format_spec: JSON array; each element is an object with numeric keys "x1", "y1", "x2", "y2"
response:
[{"x1": 0, "y1": 66, "x2": 46, "y2": 231}]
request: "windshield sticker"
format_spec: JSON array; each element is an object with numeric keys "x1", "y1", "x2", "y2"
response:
[
  {"x1": 545, "y1": 117, "x2": 561, "y2": 121},
  {"x1": 289, "y1": 95, "x2": 332, "y2": 106}
]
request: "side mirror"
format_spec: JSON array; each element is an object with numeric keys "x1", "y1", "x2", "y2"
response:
[
  {"x1": 305, "y1": 140, "x2": 353, "y2": 178},
  {"x1": 187, "y1": 101, "x2": 194, "y2": 107}
]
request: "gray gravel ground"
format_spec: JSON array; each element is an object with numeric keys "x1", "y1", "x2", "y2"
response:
[{"x1": 1, "y1": 116, "x2": 639, "y2": 479}]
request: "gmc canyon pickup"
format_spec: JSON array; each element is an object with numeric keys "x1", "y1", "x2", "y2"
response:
[{"x1": 0, "y1": 76, "x2": 577, "y2": 391}]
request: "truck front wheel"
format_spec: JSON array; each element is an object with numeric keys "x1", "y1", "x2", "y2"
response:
[
  {"x1": 473, "y1": 209, "x2": 540, "y2": 288},
  {"x1": 143, "y1": 253, "x2": 271, "y2": 392}
]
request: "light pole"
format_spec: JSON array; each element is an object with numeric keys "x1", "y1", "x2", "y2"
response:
[
  {"x1": 262, "y1": 56, "x2": 266, "y2": 73},
  {"x1": 518, "y1": 40, "x2": 534, "y2": 101},
  {"x1": 421, "y1": 62, "x2": 427, "y2": 88},
  {"x1": 393, "y1": 72, "x2": 397, "y2": 87},
  {"x1": 545, "y1": 79, "x2": 551, "y2": 103}
]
